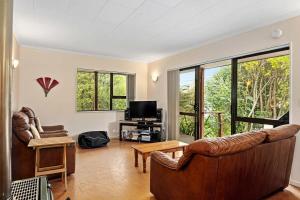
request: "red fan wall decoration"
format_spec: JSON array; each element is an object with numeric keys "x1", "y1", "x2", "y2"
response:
[{"x1": 36, "y1": 77, "x2": 59, "y2": 97}]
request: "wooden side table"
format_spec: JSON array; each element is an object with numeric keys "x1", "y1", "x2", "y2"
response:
[
  {"x1": 28, "y1": 136, "x2": 75, "y2": 190},
  {"x1": 132, "y1": 140, "x2": 188, "y2": 173}
]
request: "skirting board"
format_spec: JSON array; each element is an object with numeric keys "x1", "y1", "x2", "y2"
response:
[{"x1": 290, "y1": 179, "x2": 300, "y2": 187}]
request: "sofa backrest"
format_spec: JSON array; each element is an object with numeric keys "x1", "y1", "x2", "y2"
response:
[
  {"x1": 214, "y1": 136, "x2": 296, "y2": 200},
  {"x1": 176, "y1": 124, "x2": 299, "y2": 200},
  {"x1": 178, "y1": 130, "x2": 266, "y2": 168}
]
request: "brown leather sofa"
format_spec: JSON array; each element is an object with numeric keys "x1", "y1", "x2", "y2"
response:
[
  {"x1": 150, "y1": 124, "x2": 300, "y2": 200},
  {"x1": 12, "y1": 107, "x2": 76, "y2": 181}
]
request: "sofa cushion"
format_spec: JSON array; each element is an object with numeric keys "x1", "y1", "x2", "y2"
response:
[
  {"x1": 262, "y1": 124, "x2": 300, "y2": 142},
  {"x1": 12, "y1": 112, "x2": 33, "y2": 143},
  {"x1": 21, "y1": 107, "x2": 36, "y2": 126},
  {"x1": 30, "y1": 124, "x2": 41, "y2": 139},
  {"x1": 178, "y1": 131, "x2": 266, "y2": 168},
  {"x1": 34, "y1": 117, "x2": 44, "y2": 133}
]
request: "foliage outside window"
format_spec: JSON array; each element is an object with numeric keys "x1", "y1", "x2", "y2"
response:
[
  {"x1": 178, "y1": 50, "x2": 290, "y2": 138},
  {"x1": 236, "y1": 54, "x2": 290, "y2": 133},
  {"x1": 76, "y1": 70, "x2": 127, "y2": 111}
]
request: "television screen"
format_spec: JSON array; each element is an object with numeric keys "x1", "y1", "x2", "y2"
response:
[{"x1": 129, "y1": 101, "x2": 157, "y2": 118}]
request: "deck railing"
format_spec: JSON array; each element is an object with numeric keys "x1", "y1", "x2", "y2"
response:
[
  {"x1": 179, "y1": 111, "x2": 225, "y2": 138},
  {"x1": 201, "y1": 111, "x2": 224, "y2": 138}
]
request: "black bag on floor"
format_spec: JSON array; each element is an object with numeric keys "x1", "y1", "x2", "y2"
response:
[{"x1": 78, "y1": 131, "x2": 110, "y2": 148}]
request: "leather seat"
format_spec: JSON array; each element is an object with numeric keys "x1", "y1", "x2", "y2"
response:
[
  {"x1": 150, "y1": 124, "x2": 300, "y2": 200},
  {"x1": 12, "y1": 107, "x2": 76, "y2": 181}
]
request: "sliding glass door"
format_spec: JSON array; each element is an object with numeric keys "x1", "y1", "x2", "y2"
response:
[{"x1": 179, "y1": 67, "x2": 198, "y2": 141}]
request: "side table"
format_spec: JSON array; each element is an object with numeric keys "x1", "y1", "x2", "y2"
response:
[{"x1": 28, "y1": 136, "x2": 75, "y2": 190}]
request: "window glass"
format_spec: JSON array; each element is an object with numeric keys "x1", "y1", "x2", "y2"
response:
[
  {"x1": 179, "y1": 69, "x2": 195, "y2": 113},
  {"x1": 204, "y1": 64, "x2": 231, "y2": 137},
  {"x1": 179, "y1": 115, "x2": 195, "y2": 137},
  {"x1": 98, "y1": 73, "x2": 110, "y2": 110},
  {"x1": 236, "y1": 122, "x2": 273, "y2": 133},
  {"x1": 237, "y1": 55, "x2": 290, "y2": 119},
  {"x1": 179, "y1": 69, "x2": 196, "y2": 136},
  {"x1": 112, "y1": 99, "x2": 127, "y2": 110},
  {"x1": 113, "y1": 74, "x2": 127, "y2": 96},
  {"x1": 76, "y1": 71, "x2": 95, "y2": 111}
]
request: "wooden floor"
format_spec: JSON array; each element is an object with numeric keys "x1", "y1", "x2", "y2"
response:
[{"x1": 51, "y1": 139, "x2": 300, "y2": 200}]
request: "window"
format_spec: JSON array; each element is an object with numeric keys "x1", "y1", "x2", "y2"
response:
[
  {"x1": 232, "y1": 47, "x2": 290, "y2": 133},
  {"x1": 176, "y1": 46, "x2": 290, "y2": 139},
  {"x1": 76, "y1": 70, "x2": 129, "y2": 111}
]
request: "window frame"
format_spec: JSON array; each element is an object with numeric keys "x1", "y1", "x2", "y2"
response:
[
  {"x1": 76, "y1": 70, "x2": 128, "y2": 112},
  {"x1": 231, "y1": 46, "x2": 290, "y2": 134}
]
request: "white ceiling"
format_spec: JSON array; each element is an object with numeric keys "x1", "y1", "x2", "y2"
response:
[{"x1": 14, "y1": 0, "x2": 300, "y2": 63}]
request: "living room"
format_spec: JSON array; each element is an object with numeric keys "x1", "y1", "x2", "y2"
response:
[{"x1": 1, "y1": 0, "x2": 300, "y2": 199}]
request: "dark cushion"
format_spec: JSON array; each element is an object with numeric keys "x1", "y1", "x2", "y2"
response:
[{"x1": 78, "y1": 131, "x2": 110, "y2": 148}]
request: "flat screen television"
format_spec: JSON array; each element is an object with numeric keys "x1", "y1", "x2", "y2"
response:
[{"x1": 129, "y1": 101, "x2": 157, "y2": 119}]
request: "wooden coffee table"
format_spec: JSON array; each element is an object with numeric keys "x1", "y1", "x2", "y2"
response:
[{"x1": 131, "y1": 140, "x2": 188, "y2": 173}]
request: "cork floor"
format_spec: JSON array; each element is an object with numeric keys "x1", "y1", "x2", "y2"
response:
[{"x1": 51, "y1": 139, "x2": 300, "y2": 200}]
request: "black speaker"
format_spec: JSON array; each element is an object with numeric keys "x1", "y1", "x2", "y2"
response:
[
  {"x1": 156, "y1": 108, "x2": 162, "y2": 122},
  {"x1": 124, "y1": 109, "x2": 131, "y2": 121}
]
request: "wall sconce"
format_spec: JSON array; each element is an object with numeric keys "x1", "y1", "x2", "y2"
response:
[
  {"x1": 12, "y1": 59, "x2": 19, "y2": 69},
  {"x1": 152, "y1": 73, "x2": 159, "y2": 82},
  {"x1": 271, "y1": 29, "x2": 283, "y2": 39}
]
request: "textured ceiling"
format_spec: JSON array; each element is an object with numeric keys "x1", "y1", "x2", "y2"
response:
[{"x1": 14, "y1": 0, "x2": 300, "y2": 62}]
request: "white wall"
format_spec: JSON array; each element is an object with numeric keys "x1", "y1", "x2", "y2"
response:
[
  {"x1": 147, "y1": 16, "x2": 300, "y2": 186},
  {"x1": 17, "y1": 46, "x2": 148, "y2": 138}
]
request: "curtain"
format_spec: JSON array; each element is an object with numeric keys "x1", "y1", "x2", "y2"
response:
[
  {"x1": 127, "y1": 74, "x2": 136, "y2": 105},
  {"x1": 167, "y1": 70, "x2": 179, "y2": 140}
]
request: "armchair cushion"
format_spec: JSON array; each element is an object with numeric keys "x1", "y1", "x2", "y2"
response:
[
  {"x1": 30, "y1": 124, "x2": 40, "y2": 139},
  {"x1": 34, "y1": 117, "x2": 44, "y2": 133}
]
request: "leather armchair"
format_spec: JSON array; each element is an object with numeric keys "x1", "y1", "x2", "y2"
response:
[
  {"x1": 150, "y1": 124, "x2": 300, "y2": 200},
  {"x1": 12, "y1": 107, "x2": 76, "y2": 181}
]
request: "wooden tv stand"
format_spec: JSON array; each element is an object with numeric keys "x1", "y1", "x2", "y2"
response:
[{"x1": 119, "y1": 120, "x2": 164, "y2": 142}]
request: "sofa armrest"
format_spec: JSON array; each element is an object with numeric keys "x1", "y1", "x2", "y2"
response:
[
  {"x1": 151, "y1": 151, "x2": 179, "y2": 170},
  {"x1": 42, "y1": 125, "x2": 65, "y2": 132}
]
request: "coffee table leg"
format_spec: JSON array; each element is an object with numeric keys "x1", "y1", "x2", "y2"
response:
[
  {"x1": 134, "y1": 149, "x2": 138, "y2": 167},
  {"x1": 142, "y1": 154, "x2": 147, "y2": 173},
  {"x1": 172, "y1": 152, "x2": 175, "y2": 158}
]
